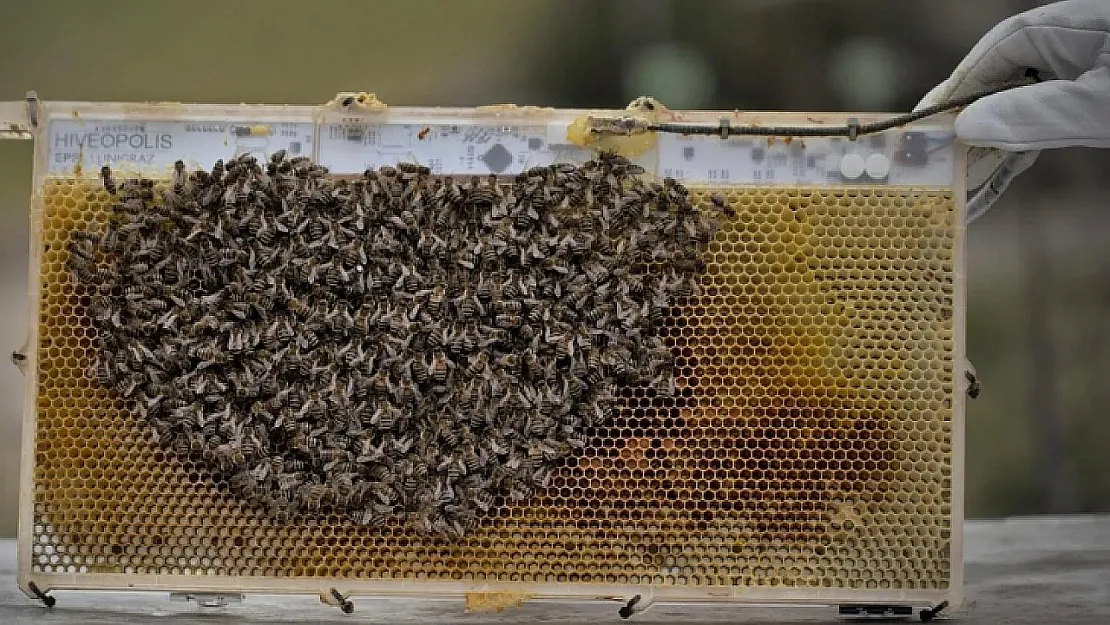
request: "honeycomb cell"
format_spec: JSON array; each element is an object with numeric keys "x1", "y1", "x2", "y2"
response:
[{"x1": 29, "y1": 177, "x2": 955, "y2": 591}]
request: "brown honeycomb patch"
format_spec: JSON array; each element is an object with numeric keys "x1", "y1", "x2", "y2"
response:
[{"x1": 29, "y1": 177, "x2": 955, "y2": 591}]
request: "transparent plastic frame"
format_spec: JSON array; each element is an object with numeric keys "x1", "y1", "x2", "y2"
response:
[{"x1": 6, "y1": 96, "x2": 968, "y2": 612}]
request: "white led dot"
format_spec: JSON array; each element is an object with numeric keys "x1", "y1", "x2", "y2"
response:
[
  {"x1": 839, "y1": 153, "x2": 866, "y2": 179},
  {"x1": 866, "y1": 153, "x2": 892, "y2": 179}
]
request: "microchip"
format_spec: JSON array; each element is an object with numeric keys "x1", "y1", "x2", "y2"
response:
[
  {"x1": 345, "y1": 126, "x2": 365, "y2": 143},
  {"x1": 896, "y1": 132, "x2": 928, "y2": 166},
  {"x1": 480, "y1": 143, "x2": 512, "y2": 173}
]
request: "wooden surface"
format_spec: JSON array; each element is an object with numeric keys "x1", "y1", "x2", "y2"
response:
[{"x1": 2, "y1": 515, "x2": 1109, "y2": 624}]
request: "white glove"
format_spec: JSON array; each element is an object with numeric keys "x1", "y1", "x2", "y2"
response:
[{"x1": 916, "y1": 0, "x2": 1110, "y2": 222}]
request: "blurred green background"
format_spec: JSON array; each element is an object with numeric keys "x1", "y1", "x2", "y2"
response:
[{"x1": 1, "y1": 0, "x2": 1108, "y2": 537}]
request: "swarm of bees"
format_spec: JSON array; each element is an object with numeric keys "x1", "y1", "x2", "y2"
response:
[{"x1": 68, "y1": 150, "x2": 728, "y2": 537}]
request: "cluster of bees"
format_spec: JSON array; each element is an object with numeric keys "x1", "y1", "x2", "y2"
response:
[{"x1": 68, "y1": 150, "x2": 727, "y2": 537}]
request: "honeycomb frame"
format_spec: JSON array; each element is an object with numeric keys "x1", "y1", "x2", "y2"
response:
[{"x1": 15, "y1": 100, "x2": 968, "y2": 609}]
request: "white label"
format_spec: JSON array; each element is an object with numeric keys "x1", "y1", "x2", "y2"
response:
[
  {"x1": 48, "y1": 119, "x2": 314, "y2": 174},
  {"x1": 316, "y1": 122, "x2": 592, "y2": 175}
]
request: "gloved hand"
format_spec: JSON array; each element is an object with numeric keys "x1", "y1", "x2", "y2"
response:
[{"x1": 916, "y1": 0, "x2": 1110, "y2": 223}]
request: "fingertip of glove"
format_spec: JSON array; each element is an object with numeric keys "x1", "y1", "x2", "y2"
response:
[
  {"x1": 914, "y1": 81, "x2": 952, "y2": 112},
  {"x1": 953, "y1": 98, "x2": 1011, "y2": 148}
]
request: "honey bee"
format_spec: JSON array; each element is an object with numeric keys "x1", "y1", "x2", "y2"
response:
[
  {"x1": 318, "y1": 447, "x2": 346, "y2": 465},
  {"x1": 494, "y1": 314, "x2": 522, "y2": 329},
  {"x1": 376, "y1": 406, "x2": 400, "y2": 431},
  {"x1": 395, "y1": 377, "x2": 421, "y2": 407},
  {"x1": 212, "y1": 441, "x2": 246, "y2": 471},
  {"x1": 468, "y1": 488, "x2": 494, "y2": 513},
  {"x1": 458, "y1": 324, "x2": 478, "y2": 352},
  {"x1": 498, "y1": 353, "x2": 522, "y2": 376},
  {"x1": 356, "y1": 437, "x2": 386, "y2": 464},
  {"x1": 351, "y1": 506, "x2": 390, "y2": 526},
  {"x1": 286, "y1": 296, "x2": 310, "y2": 317},
  {"x1": 457, "y1": 381, "x2": 477, "y2": 412},
  {"x1": 187, "y1": 433, "x2": 207, "y2": 455},
  {"x1": 90, "y1": 357, "x2": 113, "y2": 386},
  {"x1": 455, "y1": 290, "x2": 480, "y2": 320},
  {"x1": 439, "y1": 422, "x2": 460, "y2": 449},
  {"x1": 464, "y1": 352, "x2": 489, "y2": 378},
  {"x1": 494, "y1": 299, "x2": 522, "y2": 315},
  {"x1": 443, "y1": 458, "x2": 462, "y2": 483},
  {"x1": 454, "y1": 246, "x2": 477, "y2": 270},
  {"x1": 709, "y1": 191, "x2": 734, "y2": 216},
  {"x1": 429, "y1": 351, "x2": 449, "y2": 384},
  {"x1": 398, "y1": 161, "x2": 430, "y2": 176},
  {"x1": 300, "y1": 483, "x2": 330, "y2": 512},
  {"x1": 391, "y1": 434, "x2": 415, "y2": 458},
  {"x1": 100, "y1": 165, "x2": 117, "y2": 194},
  {"x1": 272, "y1": 473, "x2": 299, "y2": 502},
  {"x1": 171, "y1": 159, "x2": 187, "y2": 189},
  {"x1": 467, "y1": 179, "x2": 502, "y2": 207}
]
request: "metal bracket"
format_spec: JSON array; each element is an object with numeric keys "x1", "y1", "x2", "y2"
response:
[
  {"x1": 618, "y1": 595, "x2": 641, "y2": 619},
  {"x1": 618, "y1": 593, "x2": 655, "y2": 618},
  {"x1": 11, "y1": 349, "x2": 27, "y2": 374},
  {"x1": 27, "y1": 581, "x2": 56, "y2": 607},
  {"x1": 964, "y1": 357, "x2": 981, "y2": 399},
  {"x1": 0, "y1": 98, "x2": 32, "y2": 140},
  {"x1": 169, "y1": 592, "x2": 244, "y2": 608},
  {"x1": 718, "y1": 116, "x2": 732, "y2": 140},
  {"x1": 846, "y1": 117, "x2": 861, "y2": 141},
  {"x1": 320, "y1": 588, "x2": 354, "y2": 614},
  {"x1": 25, "y1": 91, "x2": 40, "y2": 128},
  {"x1": 919, "y1": 600, "x2": 949, "y2": 622},
  {"x1": 11, "y1": 333, "x2": 30, "y2": 375}
]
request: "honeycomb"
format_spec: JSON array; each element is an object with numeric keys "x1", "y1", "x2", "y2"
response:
[{"x1": 29, "y1": 175, "x2": 955, "y2": 591}]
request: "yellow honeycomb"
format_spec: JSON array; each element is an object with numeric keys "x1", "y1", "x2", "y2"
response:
[{"x1": 29, "y1": 175, "x2": 955, "y2": 591}]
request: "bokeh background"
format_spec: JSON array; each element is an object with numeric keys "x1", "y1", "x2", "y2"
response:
[{"x1": 0, "y1": 0, "x2": 1107, "y2": 538}]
